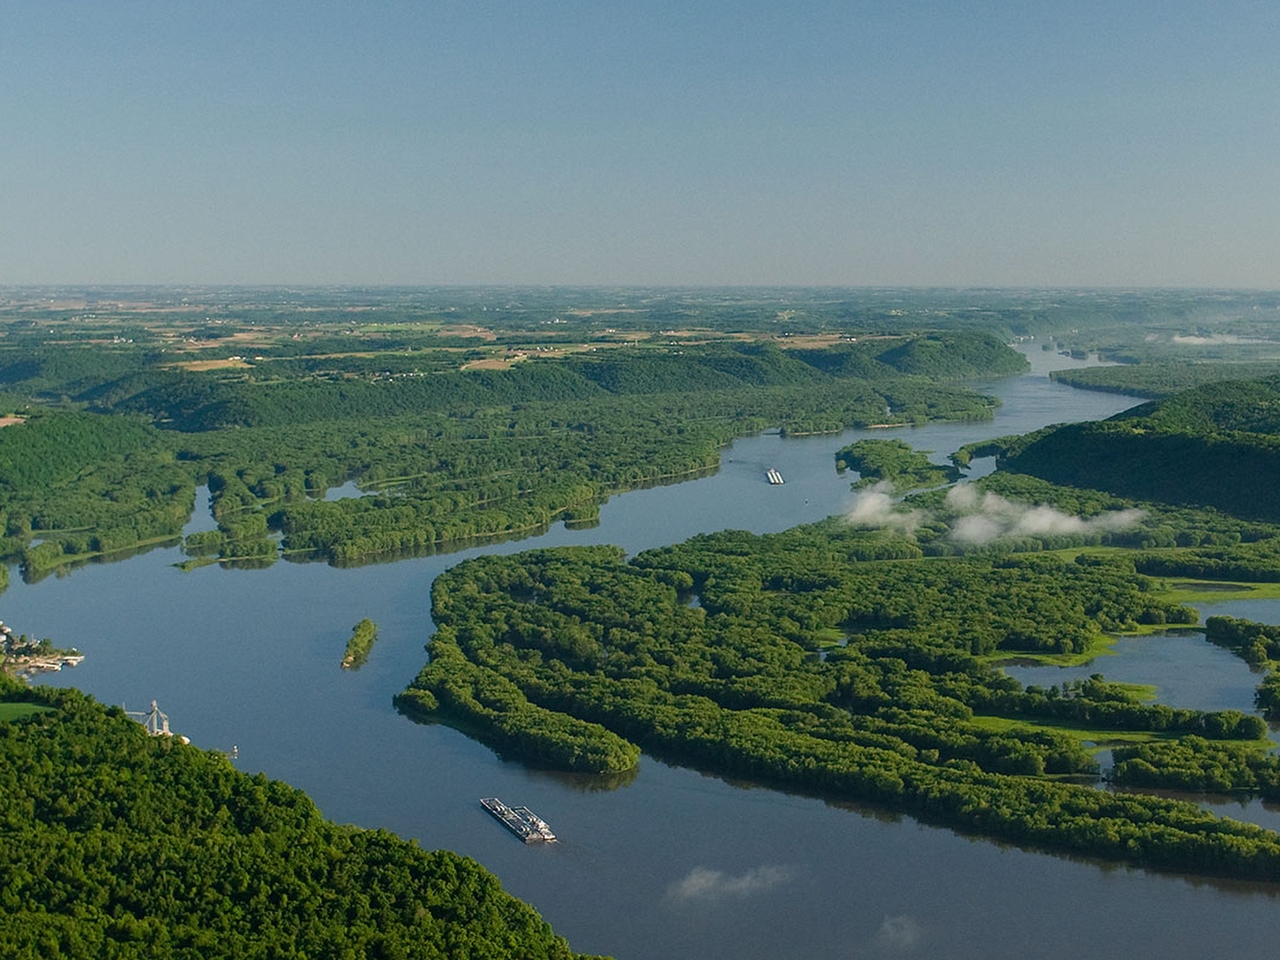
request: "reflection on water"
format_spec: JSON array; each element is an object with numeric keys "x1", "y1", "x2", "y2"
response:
[
  {"x1": 1002, "y1": 631, "x2": 1263, "y2": 715},
  {"x1": 320, "y1": 479, "x2": 365, "y2": 501}
]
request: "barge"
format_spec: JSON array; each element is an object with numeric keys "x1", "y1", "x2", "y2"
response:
[{"x1": 480, "y1": 797, "x2": 557, "y2": 843}]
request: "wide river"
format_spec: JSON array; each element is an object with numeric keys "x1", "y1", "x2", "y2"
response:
[{"x1": 10, "y1": 347, "x2": 1280, "y2": 959}]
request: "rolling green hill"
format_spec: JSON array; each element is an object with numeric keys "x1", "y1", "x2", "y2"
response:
[
  {"x1": 1004, "y1": 377, "x2": 1280, "y2": 521},
  {"x1": 0, "y1": 678, "x2": 600, "y2": 960}
]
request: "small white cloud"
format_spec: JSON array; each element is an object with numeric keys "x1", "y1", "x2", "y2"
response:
[
  {"x1": 844, "y1": 482, "x2": 921, "y2": 534},
  {"x1": 946, "y1": 483, "x2": 979, "y2": 511},
  {"x1": 1013, "y1": 504, "x2": 1088, "y2": 537},
  {"x1": 667, "y1": 865, "x2": 791, "y2": 902},
  {"x1": 951, "y1": 513, "x2": 1003, "y2": 544},
  {"x1": 873, "y1": 914, "x2": 923, "y2": 952},
  {"x1": 945, "y1": 483, "x2": 1145, "y2": 545}
]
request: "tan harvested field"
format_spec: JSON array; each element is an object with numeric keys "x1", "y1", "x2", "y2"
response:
[
  {"x1": 173, "y1": 358, "x2": 252, "y2": 371},
  {"x1": 439, "y1": 324, "x2": 497, "y2": 340},
  {"x1": 461, "y1": 357, "x2": 522, "y2": 370}
]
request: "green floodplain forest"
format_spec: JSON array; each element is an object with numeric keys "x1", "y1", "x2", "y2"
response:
[{"x1": 6, "y1": 285, "x2": 1280, "y2": 955}]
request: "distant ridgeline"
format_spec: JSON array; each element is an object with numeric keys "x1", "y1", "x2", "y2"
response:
[
  {"x1": 0, "y1": 333, "x2": 1026, "y2": 572},
  {"x1": 78, "y1": 335, "x2": 1026, "y2": 431},
  {"x1": 1000, "y1": 376, "x2": 1280, "y2": 523},
  {"x1": 1051, "y1": 361, "x2": 1280, "y2": 399},
  {"x1": 0, "y1": 675, "x2": 601, "y2": 959}
]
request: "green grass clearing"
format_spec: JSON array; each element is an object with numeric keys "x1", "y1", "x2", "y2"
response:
[
  {"x1": 811, "y1": 627, "x2": 846, "y2": 648},
  {"x1": 0, "y1": 702, "x2": 53, "y2": 722},
  {"x1": 1158, "y1": 580, "x2": 1280, "y2": 606},
  {"x1": 968, "y1": 714, "x2": 1273, "y2": 752},
  {"x1": 982, "y1": 632, "x2": 1118, "y2": 668}
]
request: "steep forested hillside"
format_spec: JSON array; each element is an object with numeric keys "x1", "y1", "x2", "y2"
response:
[
  {"x1": 1051, "y1": 361, "x2": 1280, "y2": 399},
  {"x1": 0, "y1": 677, "x2": 600, "y2": 960},
  {"x1": 1003, "y1": 377, "x2": 1280, "y2": 521}
]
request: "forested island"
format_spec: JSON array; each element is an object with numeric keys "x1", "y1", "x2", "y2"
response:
[
  {"x1": 396, "y1": 493, "x2": 1280, "y2": 879},
  {"x1": 834, "y1": 438, "x2": 962, "y2": 491},
  {"x1": 341, "y1": 618, "x2": 379, "y2": 670}
]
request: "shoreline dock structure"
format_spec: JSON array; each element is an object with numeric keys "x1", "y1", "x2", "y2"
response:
[
  {"x1": 1, "y1": 621, "x2": 85, "y2": 677},
  {"x1": 480, "y1": 797, "x2": 557, "y2": 843},
  {"x1": 766, "y1": 468, "x2": 784, "y2": 485}
]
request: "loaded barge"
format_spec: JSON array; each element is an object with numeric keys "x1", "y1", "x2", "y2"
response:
[{"x1": 480, "y1": 797, "x2": 557, "y2": 843}]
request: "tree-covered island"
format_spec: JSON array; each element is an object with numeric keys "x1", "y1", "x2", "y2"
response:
[
  {"x1": 341, "y1": 618, "x2": 379, "y2": 669},
  {"x1": 396, "y1": 506, "x2": 1280, "y2": 879},
  {"x1": 834, "y1": 438, "x2": 962, "y2": 491}
]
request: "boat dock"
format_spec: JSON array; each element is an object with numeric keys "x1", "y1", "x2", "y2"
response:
[
  {"x1": 766, "y1": 468, "x2": 785, "y2": 485},
  {"x1": 480, "y1": 797, "x2": 557, "y2": 843}
]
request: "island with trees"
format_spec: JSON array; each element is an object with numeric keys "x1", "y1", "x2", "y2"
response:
[
  {"x1": 341, "y1": 618, "x2": 379, "y2": 670},
  {"x1": 397, "y1": 481, "x2": 1280, "y2": 879},
  {"x1": 834, "y1": 438, "x2": 962, "y2": 491}
]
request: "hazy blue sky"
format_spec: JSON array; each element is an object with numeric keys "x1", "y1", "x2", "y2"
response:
[{"x1": 4, "y1": 1, "x2": 1278, "y2": 286}]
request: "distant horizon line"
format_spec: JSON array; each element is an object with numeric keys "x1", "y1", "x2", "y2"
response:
[{"x1": 3, "y1": 282, "x2": 1279, "y2": 293}]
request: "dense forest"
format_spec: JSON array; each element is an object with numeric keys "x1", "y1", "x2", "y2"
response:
[
  {"x1": 0, "y1": 676, "x2": 601, "y2": 959},
  {"x1": 1001, "y1": 377, "x2": 1280, "y2": 522},
  {"x1": 8, "y1": 286, "x2": 1280, "y2": 575},
  {"x1": 1050, "y1": 360, "x2": 1280, "y2": 399},
  {"x1": 396, "y1": 504, "x2": 1280, "y2": 879},
  {"x1": 0, "y1": 328, "x2": 1026, "y2": 573}
]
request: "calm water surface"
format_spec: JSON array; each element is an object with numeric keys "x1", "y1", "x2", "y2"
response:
[{"x1": 10, "y1": 348, "x2": 1280, "y2": 959}]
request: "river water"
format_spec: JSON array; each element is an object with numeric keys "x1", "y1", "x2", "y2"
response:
[{"x1": 9, "y1": 346, "x2": 1280, "y2": 959}]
